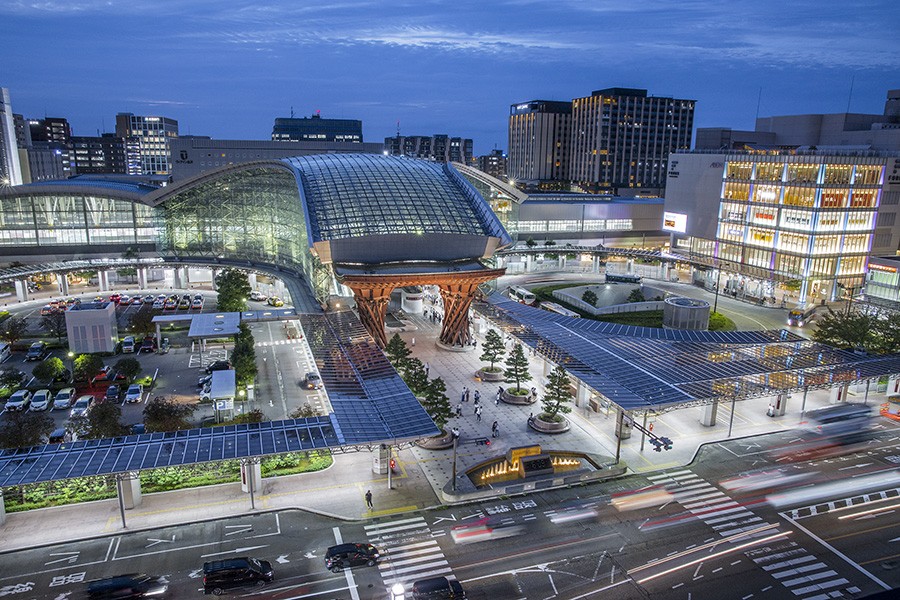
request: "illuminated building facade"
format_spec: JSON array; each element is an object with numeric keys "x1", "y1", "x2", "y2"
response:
[
  {"x1": 664, "y1": 150, "x2": 900, "y2": 304},
  {"x1": 115, "y1": 113, "x2": 178, "y2": 175}
]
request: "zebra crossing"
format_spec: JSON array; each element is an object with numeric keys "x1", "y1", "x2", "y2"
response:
[
  {"x1": 364, "y1": 517, "x2": 454, "y2": 587},
  {"x1": 785, "y1": 485, "x2": 900, "y2": 520},
  {"x1": 646, "y1": 469, "x2": 861, "y2": 599},
  {"x1": 255, "y1": 338, "x2": 305, "y2": 347}
]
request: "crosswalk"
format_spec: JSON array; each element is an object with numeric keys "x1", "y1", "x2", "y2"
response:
[
  {"x1": 646, "y1": 469, "x2": 861, "y2": 599},
  {"x1": 255, "y1": 338, "x2": 305, "y2": 347},
  {"x1": 785, "y1": 486, "x2": 900, "y2": 520},
  {"x1": 364, "y1": 517, "x2": 454, "y2": 587}
]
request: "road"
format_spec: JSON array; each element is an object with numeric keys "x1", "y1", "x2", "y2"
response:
[{"x1": 4, "y1": 423, "x2": 899, "y2": 599}]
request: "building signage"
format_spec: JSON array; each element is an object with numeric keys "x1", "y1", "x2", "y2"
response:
[
  {"x1": 662, "y1": 211, "x2": 687, "y2": 233},
  {"x1": 869, "y1": 262, "x2": 898, "y2": 273}
]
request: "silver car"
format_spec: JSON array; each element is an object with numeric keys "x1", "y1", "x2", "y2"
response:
[
  {"x1": 53, "y1": 387, "x2": 76, "y2": 410},
  {"x1": 69, "y1": 395, "x2": 94, "y2": 419},
  {"x1": 29, "y1": 389, "x2": 53, "y2": 411},
  {"x1": 5, "y1": 389, "x2": 32, "y2": 411}
]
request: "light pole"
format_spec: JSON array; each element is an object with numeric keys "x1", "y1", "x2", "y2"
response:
[
  {"x1": 450, "y1": 428, "x2": 460, "y2": 492},
  {"x1": 713, "y1": 265, "x2": 723, "y2": 315},
  {"x1": 67, "y1": 351, "x2": 75, "y2": 383}
]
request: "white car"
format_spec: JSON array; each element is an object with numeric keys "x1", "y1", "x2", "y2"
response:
[
  {"x1": 122, "y1": 336, "x2": 136, "y2": 353},
  {"x1": 29, "y1": 389, "x2": 53, "y2": 411},
  {"x1": 53, "y1": 388, "x2": 76, "y2": 410},
  {"x1": 124, "y1": 384, "x2": 143, "y2": 403},
  {"x1": 249, "y1": 290, "x2": 268, "y2": 302},
  {"x1": 5, "y1": 389, "x2": 32, "y2": 411},
  {"x1": 69, "y1": 395, "x2": 94, "y2": 419}
]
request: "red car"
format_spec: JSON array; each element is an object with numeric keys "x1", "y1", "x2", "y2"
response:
[{"x1": 108, "y1": 293, "x2": 121, "y2": 304}]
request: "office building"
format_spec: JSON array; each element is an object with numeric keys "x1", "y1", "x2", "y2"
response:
[
  {"x1": 271, "y1": 112, "x2": 362, "y2": 143},
  {"x1": 507, "y1": 100, "x2": 572, "y2": 190},
  {"x1": 115, "y1": 113, "x2": 178, "y2": 175},
  {"x1": 12, "y1": 113, "x2": 31, "y2": 148},
  {"x1": 477, "y1": 149, "x2": 507, "y2": 180},
  {"x1": 0, "y1": 88, "x2": 23, "y2": 186},
  {"x1": 70, "y1": 134, "x2": 134, "y2": 175},
  {"x1": 169, "y1": 137, "x2": 383, "y2": 181},
  {"x1": 384, "y1": 134, "x2": 473, "y2": 163},
  {"x1": 697, "y1": 89, "x2": 900, "y2": 152},
  {"x1": 664, "y1": 149, "x2": 900, "y2": 304},
  {"x1": 21, "y1": 145, "x2": 67, "y2": 182}
]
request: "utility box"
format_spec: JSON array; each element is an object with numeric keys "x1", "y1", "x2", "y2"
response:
[{"x1": 66, "y1": 301, "x2": 118, "y2": 353}]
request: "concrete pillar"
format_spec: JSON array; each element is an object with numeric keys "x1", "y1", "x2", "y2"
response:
[
  {"x1": 558, "y1": 256, "x2": 566, "y2": 270},
  {"x1": 701, "y1": 400, "x2": 718, "y2": 427},
  {"x1": 542, "y1": 357, "x2": 553, "y2": 377},
  {"x1": 373, "y1": 445, "x2": 389, "y2": 475},
  {"x1": 615, "y1": 409, "x2": 632, "y2": 439},
  {"x1": 137, "y1": 268, "x2": 147, "y2": 290},
  {"x1": 56, "y1": 273, "x2": 69, "y2": 296},
  {"x1": 240, "y1": 461, "x2": 262, "y2": 493},
  {"x1": 275, "y1": 279, "x2": 286, "y2": 300},
  {"x1": 768, "y1": 394, "x2": 787, "y2": 417},
  {"x1": 173, "y1": 267, "x2": 185, "y2": 290},
  {"x1": 575, "y1": 381, "x2": 590, "y2": 408},
  {"x1": 592, "y1": 256, "x2": 600, "y2": 274},
  {"x1": 890, "y1": 376, "x2": 900, "y2": 395},
  {"x1": 14, "y1": 279, "x2": 29, "y2": 302},
  {"x1": 248, "y1": 273, "x2": 257, "y2": 289},
  {"x1": 525, "y1": 255, "x2": 533, "y2": 272},
  {"x1": 0, "y1": 489, "x2": 5, "y2": 525},
  {"x1": 830, "y1": 384, "x2": 850, "y2": 404},
  {"x1": 210, "y1": 268, "x2": 219, "y2": 291},
  {"x1": 120, "y1": 475, "x2": 142, "y2": 509},
  {"x1": 98, "y1": 270, "x2": 110, "y2": 292}
]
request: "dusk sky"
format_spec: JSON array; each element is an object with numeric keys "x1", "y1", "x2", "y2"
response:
[{"x1": 2, "y1": 0, "x2": 899, "y2": 155}]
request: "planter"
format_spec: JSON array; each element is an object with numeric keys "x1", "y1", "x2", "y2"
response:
[
  {"x1": 528, "y1": 414, "x2": 570, "y2": 434},
  {"x1": 501, "y1": 388, "x2": 536, "y2": 405},
  {"x1": 416, "y1": 429, "x2": 455, "y2": 450},
  {"x1": 477, "y1": 368, "x2": 505, "y2": 382}
]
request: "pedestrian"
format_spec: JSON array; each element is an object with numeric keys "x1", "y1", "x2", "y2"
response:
[
  {"x1": 411, "y1": 337, "x2": 416, "y2": 347},
  {"x1": 461, "y1": 387, "x2": 468, "y2": 403},
  {"x1": 465, "y1": 388, "x2": 470, "y2": 403},
  {"x1": 492, "y1": 421, "x2": 499, "y2": 438},
  {"x1": 474, "y1": 390, "x2": 480, "y2": 403},
  {"x1": 424, "y1": 362, "x2": 430, "y2": 377},
  {"x1": 495, "y1": 393, "x2": 500, "y2": 406},
  {"x1": 456, "y1": 403, "x2": 463, "y2": 417},
  {"x1": 474, "y1": 339, "x2": 478, "y2": 349},
  {"x1": 531, "y1": 387, "x2": 537, "y2": 401},
  {"x1": 476, "y1": 405, "x2": 482, "y2": 421},
  {"x1": 498, "y1": 385, "x2": 504, "y2": 397},
  {"x1": 365, "y1": 489, "x2": 373, "y2": 510}
]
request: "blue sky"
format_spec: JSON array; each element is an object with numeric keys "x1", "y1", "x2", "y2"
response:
[{"x1": 2, "y1": 0, "x2": 899, "y2": 154}]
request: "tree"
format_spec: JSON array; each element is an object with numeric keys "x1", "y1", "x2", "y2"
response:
[
  {"x1": 812, "y1": 310, "x2": 873, "y2": 351},
  {"x1": 0, "y1": 316, "x2": 28, "y2": 345},
  {"x1": 143, "y1": 396, "x2": 196, "y2": 432},
  {"x1": 231, "y1": 323, "x2": 258, "y2": 387},
  {"x1": 479, "y1": 329, "x2": 506, "y2": 372},
  {"x1": 384, "y1": 333, "x2": 412, "y2": 369},
  {"x1": 73, "y1": 353, "x2": 104, "y2": 383},
  {"x1": 504, "y1": 343, "x2": 532, "y2": 394},
  {"x1": 420, "y1": 377, "x2": 452, "y2": 431},
  {"x1": 525, "y1": 237, "x2": 537, "y2": 248},
  {"x1": 113, "y1": 357, "x2": 142, "y2": 383},
  {"x1": 544, "y1": 239, "x2": 557, "y2": 247},
  {"x1": 69, "y1": 402, "x2": 128, "y2": 439},
  {"x1": 0, "y1": 368, "x2": 24, "y2": 390},
  {"x1": 41, "y1": 311, "x2": 68, "y2": 343},
  {"x1": 117, "y1": 247, "x2": 139, "y2": 282},
  {"x1": 627, "y1": 288, "x2": 646, "y2": 303},
  {"x1": 128, "y1": 306, "x2": 156, "y2": 337},
  {"x1": 872, "y1": 313, "x2": 900, "y2": 354},
  {"x1": 0, "y1": 410, "x2": 54, "y2": 449},
  {"x1": 541, "y1": 365, "x2": 574, "y2": 422},
  {"x1": 401, "y1": 358, "x2": 430, "y2": 397},
  {"x1": 289, "y1": 403, "x2": 319, "y2": 419},
  {"x1": 215, "y1": 268, "x2": 251, "y2": 312},
  {"x1": 32, "y1": 357, "x2": 66, "y2": 384},
  {"x1": 581, "y1": 289, "x2": 598, "y2": 307},
  {"x1": 209, "y1": 409, "x2": 267, "y2": 427}
]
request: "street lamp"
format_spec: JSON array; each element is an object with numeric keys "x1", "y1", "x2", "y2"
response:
[
  {"x1": 67, "y1": 351, "x2": 75, "y2": 383},
  {"x1": 390, "y1": 583, "x2": 406, "y2": 600}
]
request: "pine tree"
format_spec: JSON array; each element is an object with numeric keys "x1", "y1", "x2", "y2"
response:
[
  {"x1": 504, "y1": 343, "x2": 532, "y2": 394},
  {"x1": 421, "y1": 377, "x2": 452, "y2": 432},
  {"x1": 541, "y1": 365, "x2": 573, "y2": 421},
  {"x1": 402, "y1": 358, "x2": 430, "y2": 397},
  {"x1": 384, "y1": 333, "x2": 412, "y2": 369},
  {"x1": 479, "y1": 329, "x2": 506, "y2": 372}
]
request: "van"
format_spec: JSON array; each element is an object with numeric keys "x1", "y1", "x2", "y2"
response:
[
  {"x1": 411, "y1": 576, "x2": 466, "y2": 599},
  {"x1": 0, "y1": 343, "x2": 10, "y2": 363},
  {"x1": 203, "y1": 557, "x2": 274, "y2": 595},
  {"x1": 122, "y1": 336, "x2": 135, "y2": 353}
]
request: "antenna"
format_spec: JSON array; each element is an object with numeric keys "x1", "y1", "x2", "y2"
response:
[
  {"x1": 290, "y1": 106, "x2": 294, "y2": 118},
  {"x1": 846, "y1": 75, "x2": 855, "y2": 113},
  {"x1": 754, "y1": 87, "x2": 762, "y2": 122},
  {"x1": 397, "y1": 120, "x2": 401, "y2": 137}
]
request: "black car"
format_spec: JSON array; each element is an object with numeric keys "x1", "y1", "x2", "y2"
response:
[
  {"x1": 324, "y1": 543, "x2": 380, "y2": 573},
  {"x1": 86, "y1": 573, "x2": 169, "y2": 599},
  {"x1": 25, "y1": 341, "x2": 48, "y2": 361},
  {"x1": 203, "y1": 557, "x2": 273, "y2": 595},
  {"x1": 411, "y1": 576, "x2": 466, "y2": 600},
  {"x1": 140, "y1": 336, "x2": 157, "y2": 353},
  {"x1": 105, "y1": 385, "x2": 121, "y2": 403},
  {"x1": 205, "y1": 360, "x2": 233, "y2": 374}
]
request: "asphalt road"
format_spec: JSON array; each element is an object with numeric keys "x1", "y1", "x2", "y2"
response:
[{"x1": 4, "y1": 423, "x2": 900, "y2": 599}]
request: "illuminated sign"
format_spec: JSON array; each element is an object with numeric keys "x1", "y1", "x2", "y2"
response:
[
  {"x1": 662, "y1": 212, "x2": 687, "y2": 233},
  {"x1": 869, "y1": 263, "x2": 898, "y2": 273}
]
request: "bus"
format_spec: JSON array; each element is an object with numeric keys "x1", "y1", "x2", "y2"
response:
[
  {"x1": 508, "y1": 286, "x2": 537, "y2": 305},
  {"x1": 605, "y1": 272, "x2": 642, "y2": 284},
  {"x1": 786, "y1": 306, "x2": 817, "y2": 327},
  {"x1": 539, "y1": 301, "x2": 581, "y2": 318}
]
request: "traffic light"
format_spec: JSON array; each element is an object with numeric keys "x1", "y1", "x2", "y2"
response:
[
  {"x1": 660, "y1": 437, "x2": 673, "y2": 451},
  {"x1": 650, "y1": 439, "x2": 662, "y2": 452},
  {"x1": 389, "y1": 458, "x2": 396, "y2": 471},
  {"x1": 475, "y1": 437, "x2": 491, "y2": 446}
]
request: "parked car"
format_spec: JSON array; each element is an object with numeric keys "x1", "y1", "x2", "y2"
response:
[
  {"x1": 92, "y1": 365, "x2": 125, "y2": 384},
  {"x1": 69, "y1": 395, "x2": 95, "y2": 419},
  {"x1": 130, "y1": 423, "x2": 146, "y2": 435},
  {"x1": 193, "y1": 293, "x2": 203, "y2": 301},
  {"x1": 40, "y1": 304, "x2": 56, "y2": 316},
  {"x1": 119, "y1": 295, "x2": 131, "y2": 305},
  {"x1": 143, "y1": 294, "x2": 156, "y2": 304},
  {"x1": 85, "y1": 573, "x2": 169, "y2": 599},
  {"x1": 198, "y1": 374, "x2": 213, "y2": 388},
  {"x1": 249, "y1": 290, "x2": 267, "y2": 302},
  {"x1": 302, "y1": 372, "x2": 323, "y2": 390},
  {"x1": 122, "y1": 336, "x2": 136, "y2": 353},
  {"x1": 25, "y1": 341, "x2": 49, "y2": 361},
  {"x1": 163, "y1": 298, "x2": 178, "y2": 311},
  {"x1": 140, "y1": 337, "x2": 157, "y2": 353},
  {"x1": 108, "y1": 293, "x2": 121, "y2": 304},
  {"x1": 267, "y1": 296, "x2": 284, "y2": 307},
  {"x1": 191, "y1": 298, "x2": 203, "y2": 310},
  {"x1": 203, "y1": 557, "x2": 274, "y2": 595},
  {"x1": 53, "y1": 387, "x2": 76, "y2": 410},
  {"x1": 205, "y1": 360, "x2": 233, "y2": 374},
  {"x1": 5, "y1": 389, "x2": 32, "y2": 411},
  {"x1": 130, "y1": 296, "x2": 143, "y2": 305},
  {"x1": 324, "y1": 543, "x2": 380, "y2": 573},
  {"x1": 152, "y1": 299, "x2": 165, "y2": 310},
  {"x1": 178, "y1": 297, "x2": 191, "y2": 310},
  {"x1": 47, "y1": 428, "x2": 69, "y2": 444},
  {"x1": 29, "y1": 389, "x2": 53, "y2": 411},
  {"x1": 105, "y1": 385, "x2": 122, "y2": 403},
  {"x1": 124, "y1": 384, "x2": 143, "y2": 403},
  {"x1": 159, "y1": 337, "x2": 170, "y2": 354}
]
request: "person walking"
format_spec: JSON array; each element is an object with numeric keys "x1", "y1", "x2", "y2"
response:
[
  {"x1": 531, "y1": 387, "x2": 537, "y2": 401},
  {"x1": 474, "y1": 390, "x2": 480, "y2": 404},
  {"x1": 424, "y1": 362, "x2": 430, "y2": 377},
  {"x1": 456, "y1": 402, "x2": 463, "y2": 417},
  {"x1": 476, "y1": 405, "x2": 483, "y2": 422},
  {"x1": 365, "y1": 490, "x2": 373, "y2": 510},
  {"x1": 461, "y1": 387, "x2": 468, "y2": 403},
  {"x1": 494, "y1": 392, "x2": 500, "y2": 406},
  {"x1": 465, "y1": 388, "x2": 471, "y2": 403},
  {"x1": 411, "y1": 337, "x2": 416, "y2": 347},
  {"x1": 492, "y1": 421, "x2": 499, "y2": 438}
]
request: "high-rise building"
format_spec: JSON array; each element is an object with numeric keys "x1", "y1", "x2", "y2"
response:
[
  {"x1": 272, "y1": 112, "x2": 362, "y2": 143},
  {"x1": 0, "y1": 88, "x2": 23, "y2": 186},
  {"x1": 28, "y1": 117, "x2": 75, "y2": 175},
  {"x1": 71, "y1": 134, "x2": 133, "y2": 174},
  {"x1": 477, "y1": 149, "x2": 507, "y2": 180},
  {"x1": 22, "y1": 145, "x2": 67, "y2": 182},
  {"x1": 507, "y1": 100, "x2": 572, "y2": 190},
  {"x1": 384, "y1": 134, "x2": 473, "y2": 163},
  {"x1": 696, "y1": 89, "x2": 900, "y2": 152},
  {"x1": 115, "y1": 113, "x2": 178, "y2": 175},
  {"x1": 509, "y1": 89, "x2": 695, "y2": 195},
  {"x1": 12, "y1": 113, "x2": 31, "y2": 148}
]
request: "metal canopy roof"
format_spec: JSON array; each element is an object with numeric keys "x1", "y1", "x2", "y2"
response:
[
  {"x1": 0, "y1": 312, "x2": 438, "y2": 487},
  {"x1": 480, "y1": 295, "x2": 900, "y2": 411}
]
